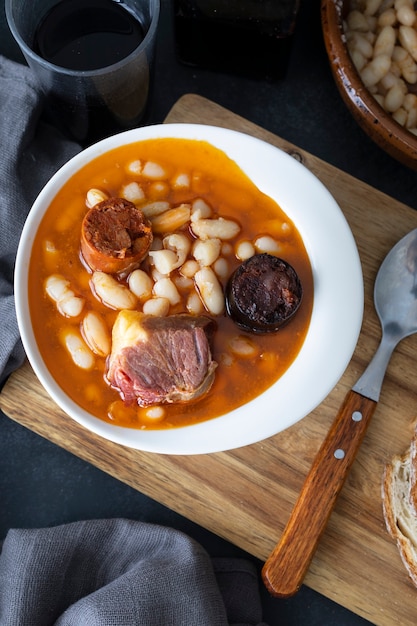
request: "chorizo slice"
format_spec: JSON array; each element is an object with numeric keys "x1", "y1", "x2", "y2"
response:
[
  {"x1": 225, "y1": 253, "x2": 303, "y2": 333},
  {"x1": 81, "y1": 197, "x2": 153, "y2": 275}
]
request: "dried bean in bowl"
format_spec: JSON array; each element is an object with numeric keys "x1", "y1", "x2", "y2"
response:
[{"x1": 344, "y1": 0, "x2": 417, "y2": 136}]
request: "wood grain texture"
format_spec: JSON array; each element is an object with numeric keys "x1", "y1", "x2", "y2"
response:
[
  {"x1": 262, "y1": 391, "x2": 377, "y2": 598},
  {"x1": 2, "y1": 94, "x2": 417, "y2": 625}
]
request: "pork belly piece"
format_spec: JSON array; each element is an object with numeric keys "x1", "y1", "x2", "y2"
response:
[{"x1": 107, "y1": 311, "x2": 217, "y2": 406}]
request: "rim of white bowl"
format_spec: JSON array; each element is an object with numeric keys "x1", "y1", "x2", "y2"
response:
[{"x1": 14, "y1": 123, "x2": 364, "y2": 454}]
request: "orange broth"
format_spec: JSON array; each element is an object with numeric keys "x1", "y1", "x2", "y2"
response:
[{"x1": 28, "y1": 138, "x2": 314, "y2": 430}]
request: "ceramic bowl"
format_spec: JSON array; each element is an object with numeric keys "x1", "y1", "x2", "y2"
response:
[
  {"x1": 322, "y1": 0, "x2": 417, "y2": 170},
  {"x1": 14, "y1": 123, "x2": 363, "y2": 454}
]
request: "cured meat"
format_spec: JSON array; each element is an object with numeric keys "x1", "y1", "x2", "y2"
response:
[
  {"x1": 81, "y1": 197, "x2": 152, "y2": 275},
  {"x1": 225, "y1": 253, "x2": 303, "y2": 333},
  {"x1": 106, "y1": 311, "x2": 217, "y2": 406}
]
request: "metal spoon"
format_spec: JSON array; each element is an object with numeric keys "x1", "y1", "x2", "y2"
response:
[{"x1": 262, "y1": 227, "x2": 417, "y2": 598}]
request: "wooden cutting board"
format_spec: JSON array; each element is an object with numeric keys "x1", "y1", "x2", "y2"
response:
[{"x1": 2, "y1": 94, "x2": 417, "y2": 625}]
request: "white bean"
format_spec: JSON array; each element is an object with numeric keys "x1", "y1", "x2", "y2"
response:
[
  {"x1": 163, "y1": 233, "x2": 191, "y2": 267},
  {"x1": 404, "y1": 93, "x2": 417, "y2": 109},
  {"x1": 406, "y1": 105, "x2": 417, "y2": 127},
  {"x1": 82, "y1": 311, "x2": 111, "y2": 357},
  {"x1": 153, "y1": 277, "x2": 181, "y2": 305},
  {"x1": 150, "y1": 237, "x2": 163, "y2": 251},
  {"x1": 350, "y1": 48, "x2": 367, "y2": 71},
  {"x1": 194, "y1": 267, "x2": 225, "y2": 315},
  {"x1": 373, "y1": 25, "x2": 396, "y2": 57},
  {"x1": 221, "y1": 242, "x2": 233, "y2": 256},
  {"x1": 192, "y1": 237, "x2": 221, "y2": 266},
  {"x1": 397, "y1": 4, "x2": 416, "y2": 25},
  {"x1": 128, "y1": 269, "x2": 154, "y2": 300},
  {"x1": 172, "y1": 173, "x2": 190, "y2": 188},
  {"x1": 191, "y1": 217, "x2": 240, "y2": 240},
  {"x1": 384, "y1": 80, "x2": 407, "y2": 111},
  {"x1": 91, "y1": 271, "x2": 137, "y2": 310},
  {"x1": 254, "y1": 235, "x2": 281, "y2": 255},
  {"x1": 392, "y1": 106, "x2": 408, "y2": 124},
  {"x1": 126, "y1": 159, "x2": 142, "y2": 175},
  {"x1": 393, "y1": 43, "x2": 407, "y2": 60},
  {"x1": 58, "y1": 292, "x2": 85, "y2": 318},
  {"x1": 120, "y1": 181, "x2": 145, "y2": 204},
  {"x1": 361, "y1": 54, "x2": 391, "y2": 86},
  {"x1": 378, "y1": 8, "x2": 397, "y2": 26},
  {"x1": 151, "y1": 267, "x2": 165, "y2": 283},
  {"x1": 150, "y1": 204, "x2": 191, "y2": 234},
  {"x1": 399, "y1": 25, "x2": 417, "y2": 61},
  {"x1": 191, "y1": 198, "x2": 212, "y2": 221},
  {"x1": 142, "y1": 297, "x2": 170, "y2": 316},
  {"x1": 228, "y1": 335, "x2": 259, "y2": 358},
  {"x1": 86, "y1": 188, "x2": 108, "y2": 208},
  {"x1": 141, "y1": 161, "x2": 166, "y2": 179},
  {"x1": 45, "y1": 275, "x2": 84, "y2": 318},
  {"x1": 43, "y1": 239, "x2": 57, "y2": 254},
  {"x1": 395, "y1": 47, "x2": 417, "y2": 82},
  {"x1": 45, "y1": 274, "x2": 70, "y2": 302},
  {"x1": 62, "y1": 329, "x2": 95, "y2": 370},
  {"x1": 173, "y1": 275, "x2": 194, "y2": 290},
  {"x1": 366, "y1": 14, "x2": 378, "y2": 31},
  {"x1": 149, "y1": 181, "x2": 170, "y2": 197},
  {"x1": 180, "y1": 259, "x2": 200, "y2": 278},
  {"x1": 186, "y1": 291, "x2": 204, "y2": 315},
  {"x1": 390, "y1": 59, "x2": 402, "y2": 76},
  {"x1": 212, "y1": 257, "x2": 229, "y2": 279},
  {"x1": 219, "y1": 351, "x2": 234, "y2": 367},
  {"x1": 144, "y1": 406, "x2": 165, "y2": 421},
  {"x1": 148, "y1": 249, "x2": 179, "y2": 275},
  {"x1": 374, "y1": 93, "x2": 385, "y2": 106},
  {"x1": 236, "y1": 241, "x2": 255, "y2": 261},
  {"x1": 379, "y1": 70, "x2": 401, "y2": 90},
  {"x1": 381, "y1": 0, "x2": 395, "y2": 9},
  {"x1": 395, "y1": 0, "x2": 411, "y2": 9},
  {"x1": 140, "y1": 201, "x2": 170, "y2": 218},
  {"x1": 347, "y1": 9, "x2": 370, "y2": 31},
  {"x1": 364, "y1": 0, "x2": 383, "y2": 16},
  {"x1": 347, "y1": 31, "x2": 374, "y2": 59}
]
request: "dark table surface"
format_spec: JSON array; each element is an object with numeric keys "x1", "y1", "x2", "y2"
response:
[{"x1": 2, "y1": 0, "x2": 415, "y2": 623}]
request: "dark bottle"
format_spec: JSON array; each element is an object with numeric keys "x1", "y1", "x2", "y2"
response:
[{"x1": 173, "y1": 0, "x2": 300, "y2": 81}]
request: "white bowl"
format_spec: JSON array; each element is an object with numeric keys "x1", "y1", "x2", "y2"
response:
[{"x1": 15, "y1": 123, "x2": 363, "y2": 454}]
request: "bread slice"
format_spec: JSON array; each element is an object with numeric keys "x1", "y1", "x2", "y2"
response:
[
  {"x1": 409, "y1": 433, "x2": 417, "y2": 515},
  {"x1": 382, "y1": 445, "x2": 417, "y2": 586}
]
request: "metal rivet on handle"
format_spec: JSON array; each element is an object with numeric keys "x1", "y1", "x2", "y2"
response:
[
  {"x1": 352, "y1": 411, "x2": 363, "y2": 422},
  {"x1": 334, "y1": 449, "x2": 345, "y2": 459}
]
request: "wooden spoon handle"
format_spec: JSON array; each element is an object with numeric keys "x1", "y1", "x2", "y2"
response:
[{"x1": 262, "y1": 390, "x2": 377, "y2": 598}]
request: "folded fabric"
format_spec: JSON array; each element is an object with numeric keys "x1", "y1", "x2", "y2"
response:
[
  {"x1": 0, "y1": 55, "x2": 80, "y2": 387},
  {"x1": 0, "y1": 518, "x2": 268, "y2": 626},
  {"x1": 0, "y1": 56, "x2": 269, "y2": 626}
]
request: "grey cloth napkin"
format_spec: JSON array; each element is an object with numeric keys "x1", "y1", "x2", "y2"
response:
[
  {"x1": 0, "y1": 55, "x2": 80, "y2": 387},
  {"x1": 0, "y1": 518, "x2": 267, "y2": 626},
  {"x1": 0, "y1": 57, "x2": 268, "y2": 625}
]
